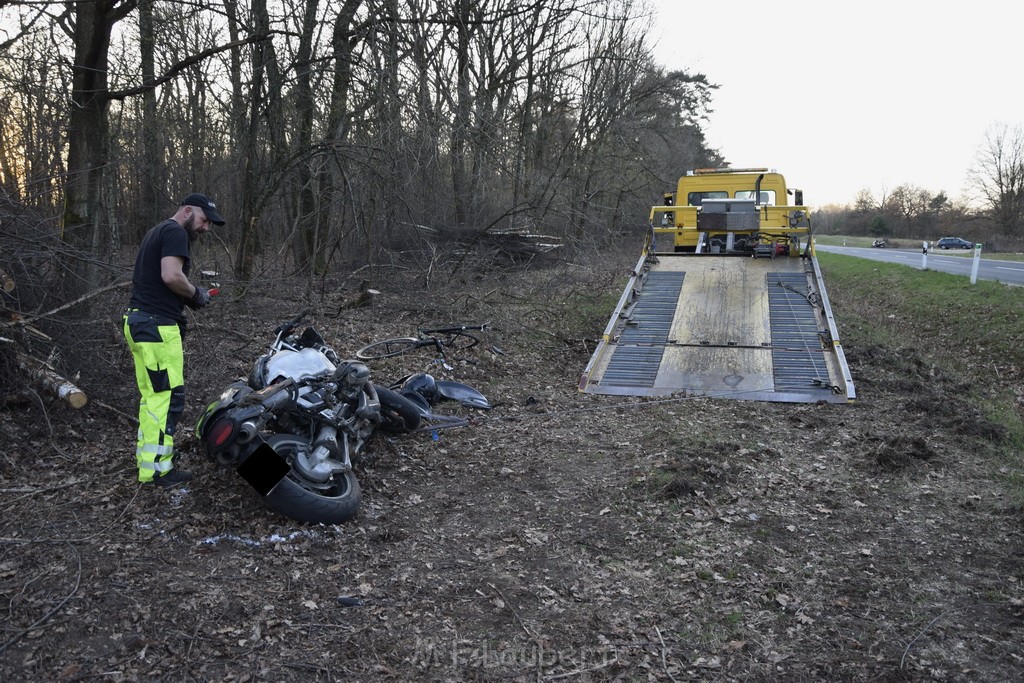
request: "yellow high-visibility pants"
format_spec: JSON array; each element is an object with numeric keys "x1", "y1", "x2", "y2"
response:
[{"x1": 123, "y1": 311, "x2": 186, "y2": 482}]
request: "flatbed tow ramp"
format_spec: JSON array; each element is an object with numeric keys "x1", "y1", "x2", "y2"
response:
[
  {"x1": 581, "y1": 247, "x2": 854, "y2": 402},
  {"x1": 581, "y1": 168, "x2": 855, "y2": 403}
]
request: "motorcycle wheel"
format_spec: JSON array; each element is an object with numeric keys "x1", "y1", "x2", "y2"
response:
[
  {"x1": 262, "y1": 434, "x2": 361, "y2": 524},
  {"x1": 375, "y1": 385, "x2": 423, "y2": 433}
]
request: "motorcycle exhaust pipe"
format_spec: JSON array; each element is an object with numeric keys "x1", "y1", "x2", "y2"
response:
[
  {"x1": 214, "y1": 452, "x2": 236, "y2": 466},
  {"x1": 236, "y1": 420, "x2": 259, "y2": 444}
]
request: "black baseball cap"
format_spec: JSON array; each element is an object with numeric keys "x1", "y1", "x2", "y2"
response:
[{"x1": 180, "y1": 193, "x2": 225, "y2": 226}]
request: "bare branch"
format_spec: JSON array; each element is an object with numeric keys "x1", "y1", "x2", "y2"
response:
[
  {"x1": 106, "y1": 32, "x2": 276, "y2": 101},
  {"x1": 4, "y1": 280, "x2": 131, "y2": 327}
]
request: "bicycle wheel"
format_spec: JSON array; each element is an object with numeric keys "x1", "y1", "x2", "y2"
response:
[
  {"x1": 356, "y1": 337, "x2": 421, "y2": 360},
  {"x1": 445, "y1": 331, "x2": 479, "y2": 352}
]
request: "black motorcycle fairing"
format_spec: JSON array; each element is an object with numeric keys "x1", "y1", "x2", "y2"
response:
[
  {"x1": 374, "y1": 385, "x2": 424, "y2": 432},
  {"x1": 297, "y1": 326, "x2": 327, "y2": 348},
  {"x1": 398, "y1": 389, "x2": 431, "y2": 415},
  {"x1": 435, "y1": 380, "x2": 492, "y2": 410},
  {"x1": 395, "y1": 373, "x2": 439, "y2": 405},
  {"x1": 391, "y1": 373, "x2": 491, "y2": 412}
]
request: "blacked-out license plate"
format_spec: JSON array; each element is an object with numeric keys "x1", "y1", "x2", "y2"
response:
[{"x1": 237, "y1": 442, "x2": 290, "y2": 496}]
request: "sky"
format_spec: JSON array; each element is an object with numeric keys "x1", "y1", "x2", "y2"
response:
[{"x1": 646, "y1": 0, "x2": 1022, "y2": 207}]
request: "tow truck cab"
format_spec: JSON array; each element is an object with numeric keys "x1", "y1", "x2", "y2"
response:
[{"x1": 650, "y1": 168, "x2": 810, "y2": 255}]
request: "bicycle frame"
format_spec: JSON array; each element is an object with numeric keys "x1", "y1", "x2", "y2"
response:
[
  {"x1": 418, "y1": 323, "x2": 488, "y2": 352},
  {"x1": 355, "y1": 323, "x2": 491, "y2": 361},
  {"x1": 420, "y1": 323, "x2": 490, "y2": 336}
]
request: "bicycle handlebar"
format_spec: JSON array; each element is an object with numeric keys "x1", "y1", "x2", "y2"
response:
[{"x1": 423, "y1": 322, "x2": 492, "y2": 334}]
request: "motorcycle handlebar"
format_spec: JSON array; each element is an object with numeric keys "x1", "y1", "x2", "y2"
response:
[{"x1": 274, "y1": 309, "x2": 311, "y2": 337}]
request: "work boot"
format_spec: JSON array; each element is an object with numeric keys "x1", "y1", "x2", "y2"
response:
[{"x1": 147, "y1": 469, "x2": 194, "y2": 487}]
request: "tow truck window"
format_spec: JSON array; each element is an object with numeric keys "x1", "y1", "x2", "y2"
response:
[
  {"x1": 688, "y1": 191, "x2": 728, "y2": 206},
  {"x1": 735, "y1": 190, "x2": 776, "y2": 205}
]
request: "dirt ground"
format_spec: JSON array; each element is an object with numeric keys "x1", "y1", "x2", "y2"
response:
[{"x1": 1, "y1": 245, "x2": 1022, "y2": 681}]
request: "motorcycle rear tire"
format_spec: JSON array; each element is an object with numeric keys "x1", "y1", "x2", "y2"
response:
[
  {"x1": 375, "y1": 385, "x2": 423, "y2": 433},
  {"x1": 262, "y1": 434, "x2": 361, "y2": 524}
]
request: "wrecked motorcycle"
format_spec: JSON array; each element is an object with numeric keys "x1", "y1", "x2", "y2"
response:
[{"x1": 195, "y1": 311, "x2": 424, "y2": 524}]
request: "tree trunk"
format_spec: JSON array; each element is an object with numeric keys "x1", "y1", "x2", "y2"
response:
[
  {"x1": 234, "y1": 0, "x2": 279, "y2": 280},
  {"x1": 62, "y1": 0, "x2": 117, "y2": 294},
  {"x1": 137, "y1": 0, "x2": 165, "y2": 236},
  {"x1": 291, "y1": 0, "x2": 323, "y2": 274},
  {"x1": 450, "y1": 0, "x2": 476, "y2": 227},
  {"x1": 323, "y1": 0, "x2": 364, "y2": 262}
]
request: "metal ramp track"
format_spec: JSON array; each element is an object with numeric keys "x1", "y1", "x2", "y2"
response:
[
  {"x1": 600, "y1": 272, "x2": 686, "y2": 388},
  {"x1": 767, "y1": 272, "x2": 832, "y2": 394},
  {"x1": 580, "y1": 252, "x2": 854, "y2": 402}
]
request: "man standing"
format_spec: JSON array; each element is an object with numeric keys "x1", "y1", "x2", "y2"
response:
[{"x1": 122, "y1": 193, "x2": 225, "y2": 487}]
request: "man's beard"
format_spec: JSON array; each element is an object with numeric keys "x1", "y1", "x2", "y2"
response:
[{"x1": 183, "y1": 215, "x2": 198, "y2": 242}]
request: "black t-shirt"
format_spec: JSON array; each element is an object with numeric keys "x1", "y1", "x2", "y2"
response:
[{"x1": 128, "y1": 219, "x2": 191, "y2": 322}]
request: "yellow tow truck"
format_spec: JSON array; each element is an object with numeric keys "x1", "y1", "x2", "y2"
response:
[{"x1": 580, "y1": 168, "x2": 855, "y2": 403}]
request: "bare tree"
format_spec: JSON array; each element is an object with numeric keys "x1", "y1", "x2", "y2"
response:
[
  {"x1": 0, "y1": 1, "x2": 51, "y2": 53},
  {"x1": 60, "y1": 0, "x2": 136, "y2": 291},
  {"x1": 968, "y1": 123, "x2": 1024, "y2": 236},
  {"x1": 1, "y1": 0, "x2": 727, "y2": 291},
  {"x1": 884, "y1": 183, "x2": 936, "y2": 237},
  {"x1": 285, "y1": 0, "x2": 325, "y2": 272}
]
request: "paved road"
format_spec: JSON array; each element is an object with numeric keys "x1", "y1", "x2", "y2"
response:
[{"x1": 814, "y1": 245, "x2": 1024, "y2": 287}]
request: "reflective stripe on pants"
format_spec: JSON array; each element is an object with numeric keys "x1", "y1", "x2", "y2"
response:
[{"x1": 123, "y1": 312, "x2": 185, "y2": 483}]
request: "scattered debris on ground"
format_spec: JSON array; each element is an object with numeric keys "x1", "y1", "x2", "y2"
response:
[{"x1": 2, "y1": 248, "x2": 1022, "y2": 680}]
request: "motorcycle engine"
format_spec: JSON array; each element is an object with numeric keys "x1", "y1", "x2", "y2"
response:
[{"x1": 334, "y1": 361, "x2": 370, "y2": 401}]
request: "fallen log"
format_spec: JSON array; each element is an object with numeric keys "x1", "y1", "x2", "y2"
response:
[{"x1": 15, "y1": 352, "x2": 87, "y2": 409}]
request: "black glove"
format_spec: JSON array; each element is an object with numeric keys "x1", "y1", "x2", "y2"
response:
[{"x1": 187, "y1": 286, "x2": 211, "y2": 309}]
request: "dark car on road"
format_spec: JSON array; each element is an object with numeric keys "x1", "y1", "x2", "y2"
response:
[{"x1": 935, "y1": 237, "x2": 973, "y2": 250}]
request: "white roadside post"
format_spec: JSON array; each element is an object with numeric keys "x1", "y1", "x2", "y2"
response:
[
  {"x1": 969, "y1": 243, "x2": 983, "y2": 284},
  {"x1": 921, "y1": 241, "x2": 928, "y2": 269}
]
